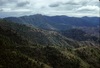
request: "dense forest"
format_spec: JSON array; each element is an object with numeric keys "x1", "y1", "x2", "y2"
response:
[
  {"x1": 0, "y1": 19, "x2": 100, "y2": 68},
  {"x1": 60, "y1": 29, "x2": 99, "y2": 42}
]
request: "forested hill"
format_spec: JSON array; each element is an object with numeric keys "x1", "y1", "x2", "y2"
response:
[
  {"x1": 4, "y1": 15, "x2": 100, "y2": 42},
  {"x1": 0, "y1": 19, "x2": 100, "y2": 68},
  {"x1": 0, "y1": 19, "x2": 99, "y2": 47}
]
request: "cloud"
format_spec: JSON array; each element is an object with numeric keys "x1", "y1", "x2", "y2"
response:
[
  {"x1": 0, "y1": 9, "x2": 3, "y2": 12},
  {"x1": 64, "y1": 2, "x2": 79, "y2": 5},
  {"x1": 0, "y1": 0, "x2": 6, "y2": 6},
  {"x1": 16, "y1": 1, "x2": 30, "y2": 7},
  {"x1": 0, "y1": 0, "x2": 99, "y2": 18},
  {"x1": 0, "y1": 0, "x2": 18, "y2": 6},
  {"x1": 77, "y1": 5, "x2": 99, "y2": 12},
  {"x1": 0, "y1": 8, "x2": 11, "y2": 12},
  {"x1": 49, "y1": 4, "x2": 60, "y2": 7}
]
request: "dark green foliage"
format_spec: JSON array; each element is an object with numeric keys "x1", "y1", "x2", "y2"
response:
[
  {"x1": 16, "y1": 45, "x2": 100, "y2": 68},
  {"x1": 0, "y1": 19, "x2": 100, "y2": 68},
  {"x1": 0, "y1": 19, "x2": 80, "y2": 47},
  {"x1": 0, "y1": 26, "x2": 45, "y2": 68},
  {"x1": 61, "y1": 29, "x2": 99, "y2": 42},
  {"x1": 75, "y1": 47, "x2": 100, "y2": 68}
]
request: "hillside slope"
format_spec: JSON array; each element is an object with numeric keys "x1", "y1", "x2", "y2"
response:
[
  {"x1": 0, "y1": 19, "x2": 100, "y2": 68},
  {"x1": 1, "y1": 19, "x2": 99, "y2": 47}
]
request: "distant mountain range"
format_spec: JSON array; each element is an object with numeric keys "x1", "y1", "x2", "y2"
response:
[{"x1": 4, "y1": 14, "x2": 100, "y2": 30}]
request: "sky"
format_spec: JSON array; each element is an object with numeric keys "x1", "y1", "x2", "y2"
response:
[{"x1": 0, "y1": 0, "x2": 99, "y2": 18}]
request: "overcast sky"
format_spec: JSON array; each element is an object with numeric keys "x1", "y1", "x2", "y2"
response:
[{"x1": 0, "y1": 0, "x2": 99, "y2": 18}]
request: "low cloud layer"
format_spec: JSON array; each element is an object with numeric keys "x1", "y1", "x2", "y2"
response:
[{"x1": 0, "y1": 0, "x2": 99, "y2": 17}]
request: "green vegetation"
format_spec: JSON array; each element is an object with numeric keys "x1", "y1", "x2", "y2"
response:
[
  {"x1": 60, "y1": 29, "x2": 99, "y2": 42},
  {"x1": 0, "y1": 19, "x2": 100, "y2": 68}
]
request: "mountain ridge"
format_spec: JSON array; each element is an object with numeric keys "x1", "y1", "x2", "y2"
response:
[{"x1": 4, "y1": 14, "x2": 100, "y2": 31}]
